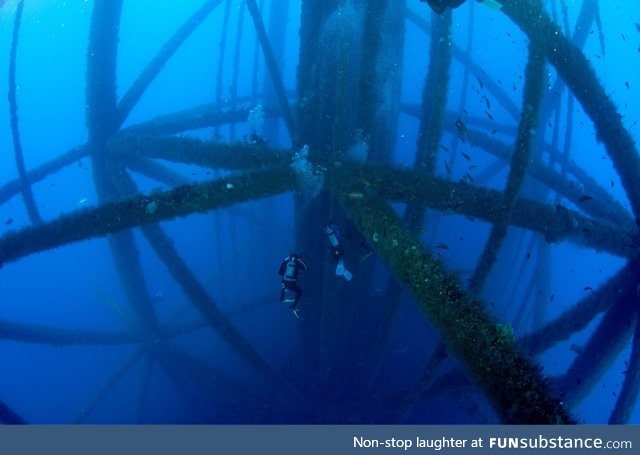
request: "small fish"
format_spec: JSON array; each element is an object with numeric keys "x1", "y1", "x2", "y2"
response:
[
  {"x1": 78, "y1": 198, "x2": 88, "y2": 205},
  {"x1": 636, "y1": 23, "x2": 640, "y2": 33},
  {"x1": 346, "y1": 191, "x2": 364, "y2": 199},
  {"x1": 4, "y1": 218, "x2": 13, "y2": 225},
  {"x1": 360, "y1": 178, "x2": 372, "y2": 186},
  {"x1": 625, "y1": 81, "x2": 631, "y2": 89},
  {"x1": 440, "y1": 144, "x2": 450, "y2": 152},
  {"x1": 526, "y1": 252, "x2": 531, "y2": 260},
  {"x1": 485, "y1": 111, "x2": 494, "y2": 120},
  {"x1": 360, "y1": 251, "x2": 373, "y2": 263},
  {"x1": 477, "y1": 77, "x2": 484, "y2": 89},
  {"x1": 461, "y1": 152, "x2": 471, "y2": 161},
  {"x1": 444, "y1": 160, "x2": 452, "y2": 175},
  {"x1": 583, "y1": 286, "x2": 593, "y2": 291},
  {"x1": 611, "y1": 180, "x2": 615, "y2": 187},
  {"x1": 621, "y1": 33, "x2": 627, "y2": 42},
  {"x1": 468, "y1": 165, "x2": 477, "y2": 170},
  {"x1": 436, "y1": 242, "x2": 449, "y2": 250},
  {"x1": 463, "y1": 172, "x2": 475, "y2": 182},
  {"x1": 454, "y1": 118, "x2": 468, "y2": 138},
  {"x1": 481, "y1": 95, "x2": 491, "y2": 109},
  {"x1": 579, "y1": 195, "x2": 593, "y2": 202}
]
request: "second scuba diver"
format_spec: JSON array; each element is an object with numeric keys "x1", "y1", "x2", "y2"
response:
[{"x1": 324, "y1": 223, "x2": 353, "y2": 282}]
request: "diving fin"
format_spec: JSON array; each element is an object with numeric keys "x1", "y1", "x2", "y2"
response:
[{"x1": 336, "y1": 259, "x2": 353, "y2": 281}]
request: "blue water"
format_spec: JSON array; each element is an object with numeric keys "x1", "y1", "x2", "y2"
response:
[{"x1": 0, "y1": 0, "x2": 639, "y2": 424}]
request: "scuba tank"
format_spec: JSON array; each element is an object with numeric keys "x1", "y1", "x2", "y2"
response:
[
  {"x1": 325, "y1": 224, "x2": 352, "y2": 281},
  {"x1": 284, "y1": 257, "x2": 297, "y2": 281},
  {"x1": 325, "y1": 225, "x2": 340, "y2": 248}
]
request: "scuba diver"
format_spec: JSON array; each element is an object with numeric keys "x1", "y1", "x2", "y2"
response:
[
  {"x1": 324, "y1": 223, "x2": 353, "y2": 282},
  {"x1": 278, "y1": 253, "x2": 307, "y2": 318}
]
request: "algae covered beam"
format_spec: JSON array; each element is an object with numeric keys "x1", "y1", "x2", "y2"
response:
[
  {"x1": 462, "y1": 126, "x2": 635, "y2": 231},
  {"x1": 85, "y1": 0, "x2": 122, "y2": 143},
  {"x1": 0, "y1": 145, "x2": 88, "y2": 206},
  {"x1": 122, "y1": 104, "x2": 257, "y2": 136},
  {"x1": 109, "y1": 134, "x2": 291, "y2": 170},
  {"x1": 332, "y1": 170, "x2": 573, "y2": 423},
  {"x1": 245, "y1": 0, "x2": 296, "y2": 140},
  {"x1": 115, "y1": 0, "x2": 225, "y2": 128},
  {"x1": 339, "y1": 162, "x2": 634, "y2": 259},
  {"x1": 609, "y1": 313, "x2": 640, "y2": 424},
  {"x1": 405, "y1": 6, "x2": 520, "y2": 119},
  {"x1": 520, "y1": 259, "x2": 638, "y2": 356},
  {"x1": 468, "y1": 40, "x2": 546, "y2": 293},
  {"x1": 557, "y1": 296, "x2": 638, "y2": 409},
  {"x1": 0, "y1": 317, "x2": 138, "y2": 346},
  {"x1": 76, "y1": 347, "x2": 146, "y2": 423},
  {"x1": 8, "y1": 0, "x2": 42, "y2": 225},
  {"x1": 413, "y1": 9, "x2": 452, "y2": 175},
  {"x1": 499, "y1": 0, "x2": 640, "y2": 226},
  {"x1": 0, "y1": 167, "x2": 296, "y2": 268},
  {"x1": 406, "y1": 7, "x2": 452, "y2": 237}
]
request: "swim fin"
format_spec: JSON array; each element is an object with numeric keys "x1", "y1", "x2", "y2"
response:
[{"x1": 336, "y1": 259, "x2": 353, "y2": 281}]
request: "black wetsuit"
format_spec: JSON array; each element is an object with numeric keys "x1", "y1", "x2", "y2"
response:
[{"x1": 278, "y1": 255, "x2": 307, "y2": 309}]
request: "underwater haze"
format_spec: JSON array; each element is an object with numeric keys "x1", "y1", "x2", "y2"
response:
[{"x1": 0, "y1": 0, "x2": 639, "y2": 424}]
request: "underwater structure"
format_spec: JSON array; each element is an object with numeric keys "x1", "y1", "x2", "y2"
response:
[{"x1": 0, "y1": 0, "x2": 639, "y2": 423}]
